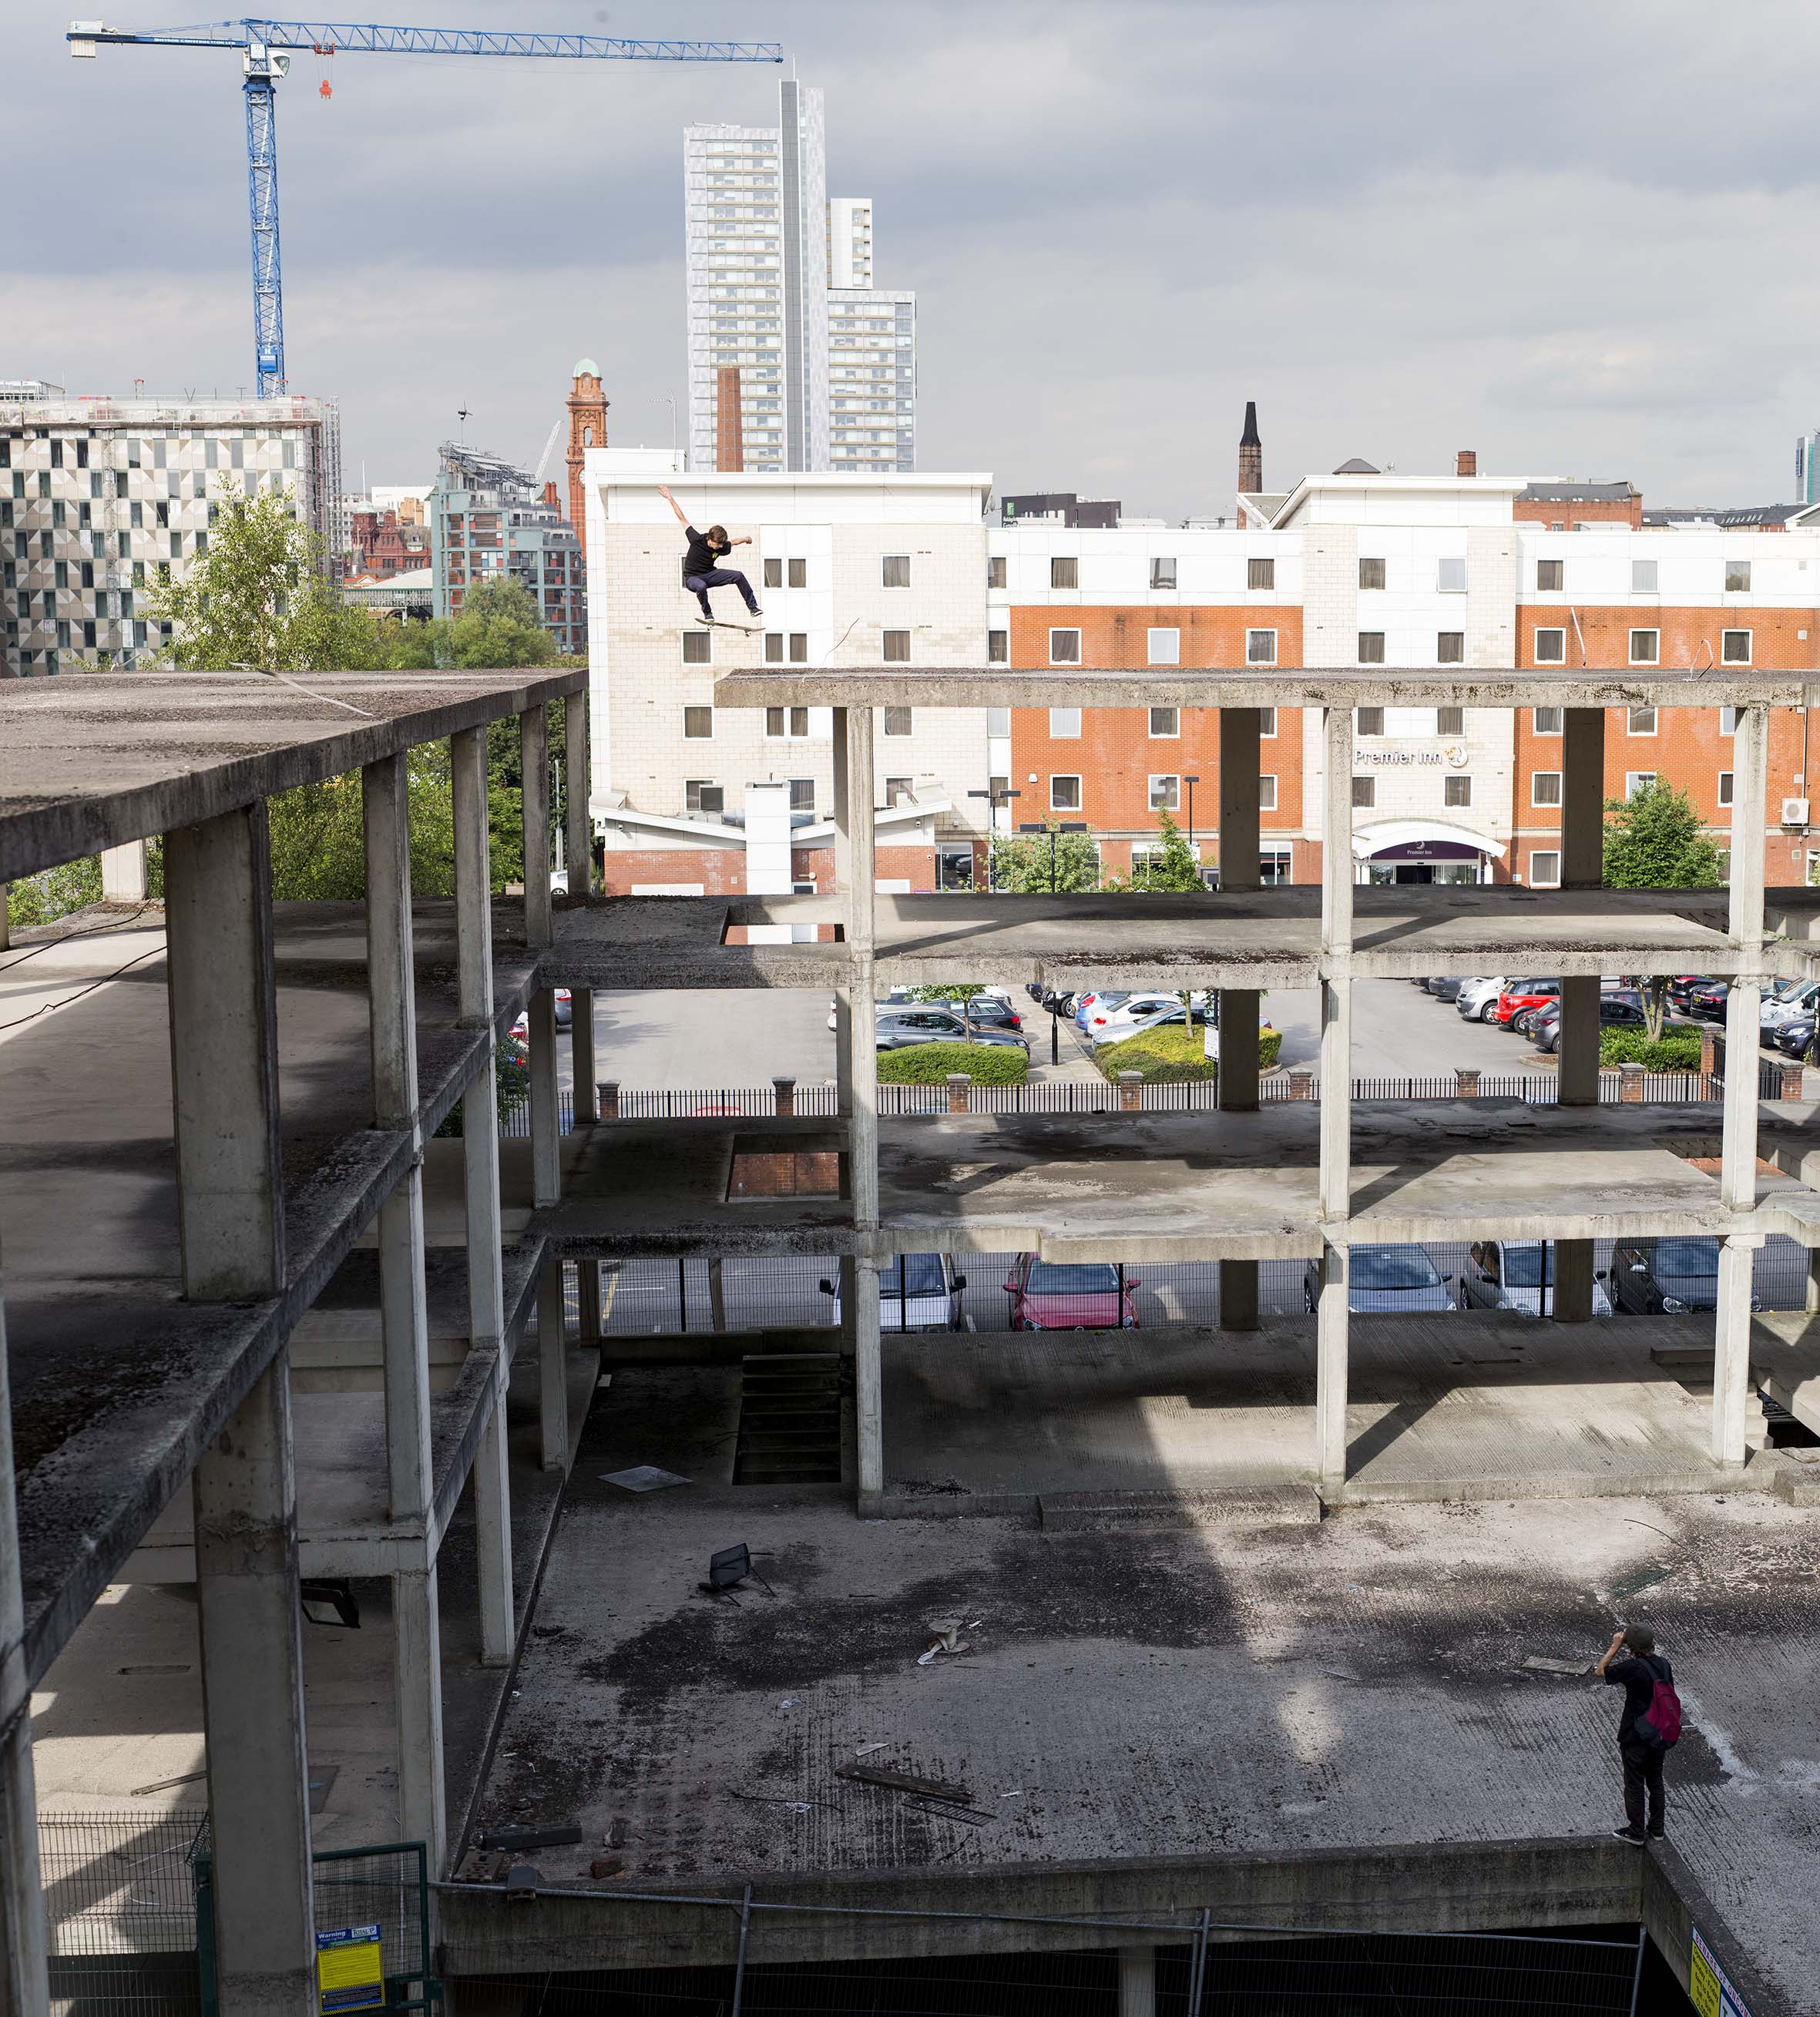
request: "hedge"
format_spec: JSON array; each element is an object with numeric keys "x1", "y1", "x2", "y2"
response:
[
  {"x1": 877, "y1": 1040, "x2": 1029, "y2": 1085},
  {"x1": 1600, "y1": 1028, "x2": 1703, "y2": 1070},
  {"x1": 1095, "y1": 1022, "x2": 1282, "y2": 1083}
]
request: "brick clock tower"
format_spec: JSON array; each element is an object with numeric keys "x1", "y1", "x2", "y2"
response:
[{"x1": 566, "y1": 359, "x2": 608, "y2": 560}]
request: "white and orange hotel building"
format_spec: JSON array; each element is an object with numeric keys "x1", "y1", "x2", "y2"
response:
[{"x1": 581, "y1": 446, "x2": 1820, "y2": 894}]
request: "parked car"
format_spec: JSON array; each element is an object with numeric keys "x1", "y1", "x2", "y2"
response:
[
  {"x1": 1493, "y1": 979, "x2": 1563, "y2": 1032},
  {"x1": 1301, "y1": 1243, "x2": 1455, "y2": 1313},
  {"x1": 901, "y1": 994, "x2": 1024, "y2": 1034},
  {"x1": 1459, "y1": 1239, "x2": 1613, "y2": 1317},
  {"x1": 1666, "y1": 975, "x2": 1714, "y2": 1012},
  {"x1": 1529, "y1": 992, "x2": 1647, "y2": 1054},
  {"x1": 1074, "y1": 990, "x2": 1129, "y2": 1031},
  {"x1": 1455, "y1": 977, "x2": 1507, "y2": 1020},
  {"x1": 1687, "y1": 981, "x2": 1731, "y2": 1021},
  {"x1": 1109, "y1": 1001, "x2": 1277, "y2": 1060},
  {"x1": 1603, "y1": 1236, "x2": 1758, "y2": 1315},
  {"x1": 875, "y1": 1008, "x2": 1028, "y2": 1054},
  {"x1": 1425, "y1": 978, "x2": 1466, "y2": 1002},
  {"x1": 1084, "y1": 990, "x2": 1213, "y2": 1038},
  {"x1": 1775, "y1": 1015, "x2": 1815, "y2": 1059},
  {"x1": 509, "y1": 988, "x2": 573, "y2": 1039},
  {"x1": 818, "y1": 1252, "x2": 968, "y2": 1332},
  {"x1": 1002, "y1": 1254, "x2": 1140, "y2": 1330},
  {"x1": 1762, "y1": 981, "x2": 1820, "y2": 1033}
]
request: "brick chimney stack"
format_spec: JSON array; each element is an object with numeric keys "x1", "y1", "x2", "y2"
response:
[
  {"x1": 566, "y1": 358, "x2": 609, "y2": 562},
  {"x1": 716, "y1": 366, "x2": 745, "y2": 473},
  {"x1": 1238, "y1": 400, "x2": 1263, "y2": 495},
  {"x1": 1456, "y1": 448, "x2": 1477, "y2": 477}
]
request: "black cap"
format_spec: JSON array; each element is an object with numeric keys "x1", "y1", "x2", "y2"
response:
[{"x1": 1240, "y1": 401, "x2": 1261, "y2": 447}]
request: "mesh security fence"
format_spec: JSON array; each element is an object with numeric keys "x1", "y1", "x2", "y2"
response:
[{"x1": 37, "y1": 1809, "x2": 206, "y2": 2017}]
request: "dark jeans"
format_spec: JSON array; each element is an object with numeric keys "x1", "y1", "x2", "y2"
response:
[
  {"x1": 685, "y1": 566, "x2": 757, "y2": 616},
  {"x1": 1620, "y1": 1742, "x2": 1666, "y2": 1833}
]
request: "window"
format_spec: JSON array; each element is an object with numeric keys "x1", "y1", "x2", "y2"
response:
[
  {"x1": 763, "y1": 557, "x2": 782, "y2": 588},
  {"x1": 1259, "y1": 707, "x2": 1278, "y2": 737},
  {"x1": 1437, "y1": 556, "x2": 1466, "y2": 593},
  {"x1": 986, "y1": 707, "x2": 1010, "y2": 737},
  {"x1": 787, "y1": 556, "x2": 806, "y2": 588},
  {"x1": 1627, "y1": 704, "x2": 1657, "y2": 733},
  {"x1": 987, "y1": 628, "x2": 1008, "y2": 663},
  {"x1": 1147, "y1": 627, "x2": 1179, "y2": 665},
  {"x1": 1247, "y1": 555, "x2": 1274, "y2": 591},
  {"x1": 82, "y1": 620, "x2": 96, "y2": 648},
  {"x1": 1050, "y1": 774, "x2": 1083, "y2": 810},
  {"x1": 1718, "y1": 771, "x2": 1734, "y2": 807},
  {"x1": 881, "y1": 554, "x2": 910, "y2": 587},
  {"x1": 1049, "y1": 706, "x2": 1081, "y2": 737},
  {"x1": 1532, "y1": 771, "x2": 1563, "y2": 807},
  {"x1": 1050, "y1": 555, "x2": 1077, "y2": 589},
  {"x1": 54, "y1": 561, "x2": 67, "y2": 589},
  {"x1": 764, "y1": 632, "x2": 784, "y2": 663},
  {"x1": 1444, "y1": 774, "x2": 1472, "y2": 807},
  {"x1": 1246, "y1": 629, "x2": 1277, "y2": 665},
  {"x1": 1436, "y1": 633, "x2": 1464, "y2": 666},
  {"x1": 1259, "y1": 774, "x2": 1278, "y2": 810},
  {"x1": 1151, "y1": 556, "x2": 1178, "y2": 589},
  {"x1": 1359, "y1": 556, "x2": 1385, "y2": 589},
  {"x1": 789, "y1": 633, "x2": 808, "y2": 663},
  {"x1": 881, "y1": 628, "x2": 910, "y2": 662},
  {"x1": 1725, "y1": 559, "x2": 1751, "y2": 592},
  {"x1": 790, "y1": 778, "x2": 815, "y2": 812},
  {"x1": 681, "y1": 629, "x2": 711, "y2": 664},
  {"x1": 1534, "y1": 629, "x2": 1566, "y2": 664},
  {"x1": 1721, "y1": 706, "x2": 1741, "y2": 734},
  {"x1": 1148, "y1": 774, "x2": 1180, "y2": 810},
  {"x1": 1049, "y1": 627, "x2": 1081, "y2": 664},
  {"x1": 987, "y1": 555, "x2": 1006, "y2": 589},
  {"x1": 1629, "y1": 631, "x2": 1659, "y2": 666},
  {"x1": 1632, "y1": 558, "x2": 1658, "y2": 592},
  {"x1": 1352, "y1": 776, "x2": 1376, "y2": 808},
  {"x1": 1536, "y1": 558, "x2": 1563, "y2": 591},
  {"x1": 1355, "y1": 706, "x2": 1385, "y2": 736},
  {"x1": 1357, "y1": 632, "x2": 1385, "y2": 663},
  {"x1": 765, "y1": 705, "x2": 810, "y2": 738},
  {"x1": 684, "y1": 780, "x2": 724, "y2": 816},
  {"x1": 1149, "y1": 706, "x2": 1179, "y2": 737},
  {"x1": 1722, "y1": 629, "x2": 1751, "y2": 664},
  {"x1": 885, "y1": 777, "x2": 915, "y2": 807},
  {"x1": 883, "y1": 706, "x2": 913, "y2": 737},
  {"x1": 1626, "y1": 771, "x2": 1657, "y2": 797},
  {"x1": 1530, "y1": 850, "x2": 1561, "y2": 887}
]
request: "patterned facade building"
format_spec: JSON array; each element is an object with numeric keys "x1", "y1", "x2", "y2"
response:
[{"x1": 430, "y1": 441, "x2": 586, "y2": 657}]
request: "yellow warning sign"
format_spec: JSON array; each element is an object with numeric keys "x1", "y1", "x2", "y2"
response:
[
  {"x1": 1690, "y1": 1927, "x2": 1751, "y2": 2017},
  {"x1": 317, "y1": 1925, "x2": 385, "y2": 2015}
]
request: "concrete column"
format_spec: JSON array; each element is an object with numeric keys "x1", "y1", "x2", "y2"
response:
[
  {"x1": 1553, "y1": 708, "x2": 1608, "y2": 1321},
  {"x1": 100, "y1": 838, "x2": 148, "y2": 902},
  {"x1": 832, "y1": 706, "x2": 856, "y2": 1116},
  {"x1": 452, "y1": 727, "x2": 513, "y2": 1670},
  {"x1": 577, "y1": 1257, "x2": 603, "y2": 1344},
  {"x1": 529, "y1": 988, "x2": 561, "y2": 1207},
  {"x1": 854, "y1": 1256, "x2": 883, "y2": 1512},
  {"x1": 572, "y1": 990, "x2": 597, "y2": 1125},
  {"x1": 1218, "y1": 708, "x2": 1263, "y2": 1331},
  {"x1": 521, "y1": 705, "x2": 552, "y2": 948},
  {"x1": 1805, "y1": 1244, "x2": 1820, "y2": 1314},
  {"x1": 1319, "y1": 707, "x2": 1354, "y2": 1223},
  {"x1": 563, "y1": 688, "x2": 592, "y2": 900},
  {"x1": 538, "y1": 1254, "x2": 569, "y2": 1473},
  {"x1": 841, "y1": 708, "x2": 879, "y2": 1227},
  {"x1": 1560, "y1": 708, "x2": 1607, "y2": 888},
  {"x1": 1316, "y1": 1240, "x2": 1350, "y2": 1492},
  {"x1": 392, "y1": 1567, "x2": 446, "y2": 1872},
  {"x1": 0, "y1": 1279, "x2": 49, "y2": 2017},
  {"x1": 1722, "y1": 706, "x2": 1770, "y2": 1216},
  {"x1": 1713, "y1": 1233, "x2": 1765, "y2": 1466},
  {"x1": 1117, "y1": 1944, "x2": 1156, "y2": 2017}
]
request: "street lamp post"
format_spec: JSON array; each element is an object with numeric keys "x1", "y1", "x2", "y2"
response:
[
  {"x1": 967, "y1": 785, "x2": 1021, "y2": 891},
  {"x1": 1019, "y1": 818, "x2": 1089, "y2": 1061},
  {"x1": 1184, "y1": 774, "x2": 1200, "y2": 853}
]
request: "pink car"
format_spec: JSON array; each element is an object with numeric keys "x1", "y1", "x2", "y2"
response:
[{"x1": 1003, "y1": 1254, "x2": 1140, "y2": 1330}]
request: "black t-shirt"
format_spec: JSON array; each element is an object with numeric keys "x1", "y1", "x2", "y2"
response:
[
  {"x1": 1605, "y1": 1653, "x2": 1672, "y2": 1743},
  {"x1": 683, "y1": 526, "x2": 727, "y2": 577}
]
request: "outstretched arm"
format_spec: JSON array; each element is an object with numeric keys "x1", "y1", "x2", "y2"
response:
[
  {"x1": 1595, "y1": 1629, "x2": 1627, "y2": 1678},
  {"x1": 656, "y1": 485, "x2": 690, "y2": 530}
]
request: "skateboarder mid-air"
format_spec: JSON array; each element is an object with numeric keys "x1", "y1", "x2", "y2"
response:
[{"x1": 658, "y1": 485, "x2": 762, "y2": 624}]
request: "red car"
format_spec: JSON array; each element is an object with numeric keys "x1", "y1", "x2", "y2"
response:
[
  {"x1": 1003, "y1": 1254, "x2": 1140, "y2": 1330},
  {"x1": 1493, "y1": 978, "x2": 1561, "y2": 1031}
]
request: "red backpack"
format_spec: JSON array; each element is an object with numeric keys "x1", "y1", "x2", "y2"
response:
[{"x1": 1634, "y1": 1657, "x2": 1682, "y2": 1750}]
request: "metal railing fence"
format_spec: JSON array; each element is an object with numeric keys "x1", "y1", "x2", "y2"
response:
[{"x1": 38, "y1": 1810, "x2": 206, "y2": 2017}]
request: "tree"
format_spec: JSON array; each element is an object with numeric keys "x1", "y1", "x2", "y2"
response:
[
  {"x1": 148, "y1": 478, "x2": 383, "y2": 672},
  {"x1": 987, "y1": 822, "x2": 1100, "y2": 893},
  {"x1": 437, "y1": 577, "x2": 560, "y2": 670},
  {"x1": 265, "y1": 752, "x2": 457, "y2": 901},
  {"x1": 1603, "y1": 781, "x2": 1725, "y2": 1039},
  {"x1": 1113, "y1": 811, "x2": 1204, "y2": 893}
]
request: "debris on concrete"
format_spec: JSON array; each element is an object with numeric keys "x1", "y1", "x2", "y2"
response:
[
  {"x1": 854, "y1": 1741, "x2": 892, "y2": 1757},
  {"x1": 778, "y1": 1696, "x2": 801, "y2": 1711},
  {"x1": 916, "y1": 1616, "x2": 981, "y2": 1664},
  {"x1": 129, "y1": 1769, "x2": 207, "y2": 1797},
  {"x1": 589, "y1": 1854, "x2": 626, "y2": 1879},
  {"x1": 837, "y1": 1763, "x2": 975, "y2": 1805},
  {"x1": 601, "y1": 1465, "x2": 690, "y2": 1493},
  {"x1": 1521, "y1": 1655, "x2": 1593, "y2": 1676},
  {"x1": 478, "y1": 1823, "x2": 583, "y2": 1852}
]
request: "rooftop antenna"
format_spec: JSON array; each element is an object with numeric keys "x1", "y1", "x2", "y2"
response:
[{"x1": 457, "y1": 403, "x2": 469, "y2": 441}]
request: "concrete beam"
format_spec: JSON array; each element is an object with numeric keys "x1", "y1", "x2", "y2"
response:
[{"x1": 522, "y1": 706, "x2": 552, "y2": 951}]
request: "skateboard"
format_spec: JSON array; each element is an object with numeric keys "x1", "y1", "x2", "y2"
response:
[{"x1": 694, "y1": 614, "x2": 762, "y2": 633}]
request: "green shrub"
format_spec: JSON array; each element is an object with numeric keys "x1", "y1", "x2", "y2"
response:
[
  {"x1": 1600, "y1": 1028, "x2": 1703, "y2": 1070},
  {"x1": 1094, "y1": 1022, "x2": 1283, "y2": 1082},
  {"x1": 877, "y1": 1040, "x2": 1028, "y2": 1085},
  {"x1": 1259, "y1": 1028, "x2": 1284, "y2": 1069}
]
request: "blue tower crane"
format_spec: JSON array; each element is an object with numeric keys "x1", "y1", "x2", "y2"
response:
[{"x1": 68, "y1": 18, "x2": 783, "y2": 398}]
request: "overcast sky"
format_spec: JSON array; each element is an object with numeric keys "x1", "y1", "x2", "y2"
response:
[{"x1": 10, "y1": 0, "x2": 1820, "y2": 517}]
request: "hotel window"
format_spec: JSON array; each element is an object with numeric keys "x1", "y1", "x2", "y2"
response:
[
  {"x1": 1258, "y1": 706, "x2": 1278, "y2": 737},
  {"x1": 1632, "y1": 558, "x2": 1659, "y2": 592},
  {"x1": 1355, "y1": 706, "x2": 1385, "y2": 736},
  {"x1": 1444, "y1": 774, "x2": 1472, "y2": 807},
  {"x1": 682, "y1": 706, "x2": 714, "y2": 739},
  {"x1": 986, "y1": 708, "x2": 1010, "y2": 737},
  {"x1": 882, "y1": 629, "x2": 911, "y2": 662},
  {"x1": 1627, "y1": 705, "x2": 1657, "y2": 734},
  {"x1": 1536, "y1": 559, "x2": 1563, "y2": 591},
  {"x1": 1247, "y1": 629, "x2": 1277, "y2": 665},
  {"x1": 1247, "y1": 555, "x2": 1274, "y2": 590},
  {"x1": 763, "y1": 557, "x2": 783, "y2": 588},
  {"x1": 1352, "y1": 776, "x2": 1376, "y2": 808},
  {"x1": 883, "y1": 706, "x2": 913, "y2": 737},
  {"x1": 1436, "y1": 633, "x2": 1464, "y2": 666},
  {"x1": 881, "y1": 554, "x2": 910, "y2": 587},
  {"x1": 987, "y1": 628, "x2": 1008, "y2": 663},
  {"x1": 764, "y1": 706, "x2": 810, "y2": 739},
  {"x1": 1149, "y1": 706, "x2": 1179, "y2": 737},
  {"x1": 788, "y1": 633, "x2": 808, "y2": 663},
  {"x1": 1629, "y1": 631, "x2": 1659, "y2": 666},
  {"x1": 1357, "y1": 631, "x2": 1385, "y2": 664},
  {"x1": 764, "y1": 632, "x2": 784, "y2": 663},
  {"x1": 1626, "y1": 771, "x2": 1657, "y2": 797},
  {"x1": 1149, "y1": 774, "x2": 1180, "y2": 810},
  {"x1": 1050, "y1": 774, "x2": 1083, "y2": 811},
  {"x1": 1721, "y1": 706, "x2": 1740, "y2": 733},
  {"x1": 681, "y1": 630, "x2": 711, "y2": 664},
  {"x1": 1050, "y1": 706, "x2": 1082, "y2": 737},
  {"x1": 1049, "y1": 627, "x2": 1081, "y2": 664},
  {"x1": 987, "y1": 555, "x2": 1006, "y2": 589},
  {"x1": 1147, "y1": 627, "x2": 1180, "y2": 665},
  {"x1": 1259, "y1": 774, "x2": 1278, "y2": 810},
  {"x1": 1437, "y1": 556, "x2": 1466, "y2": 593},
  {"x1": 684, "y1": 780, "x2": 724, "y2": 816},
  {"x1": 1050, "y1": 555, "x2": 1077, "y2": 589},
  {"x1": 1534, "y1": 629, "x2": 1566, "y2": 664},
  {"x1": 1151, "y1": 556, "x2": 1178, "y2": 589},
  {"x1": 1436, "y1": 706, "x2": 1465, "y2": 735},
  {"x1": 1530, "y1": 851, "x2": 1561, "y2": 887},
  {"x1": 790, "y1": 778, "x2": 815, "y2": 813},
  {"x1": 1721, "y1": 629, "x2": 1751, "y2": 664},
  {"x1": 1718, "y1": 771, "x2": 1734, "y2": 807},
  {"x1": 787, "y1": 557, "x2": 806, "y2": 588},
  {"x1": 1725, "y1": 559, "x2": 1751, "y2": 592},
  {"x1": 1359, "y1": 556, "x2": 1385, "y2": 589},
  {"x1": 1533, "y1": 771, "x2": 1563, "y2": 807}
]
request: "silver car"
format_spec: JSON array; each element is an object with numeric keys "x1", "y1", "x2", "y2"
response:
[{"x1": 1303, "y1": 1243, "x2": 1455, "y2": 1313}]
